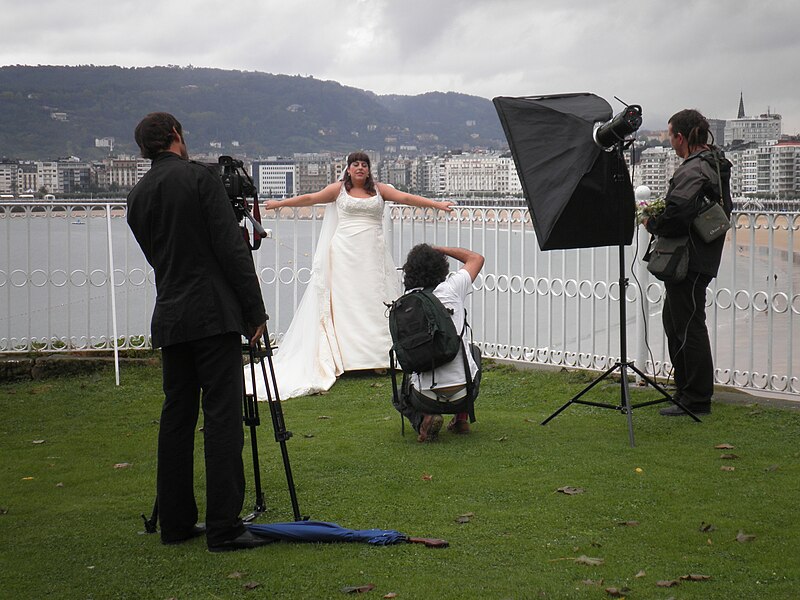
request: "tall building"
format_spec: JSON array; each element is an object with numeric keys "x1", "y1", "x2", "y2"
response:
[
  {"x1": 724, "y1": 114, "x2": 782, "y2": 146},
  {"x1": 293, "y1": 153, "x2": 333, "y2": 195},
  {"x1": 0, "y1": 161, "x2": 17, "y2": 194},
  {"x1": 252, "y1": 158, "x2": 295, "y2": 198}
]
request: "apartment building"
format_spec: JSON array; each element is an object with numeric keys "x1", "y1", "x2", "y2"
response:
[{"x1": 252, "y1": 158, "x2": 295, "y2": 198}]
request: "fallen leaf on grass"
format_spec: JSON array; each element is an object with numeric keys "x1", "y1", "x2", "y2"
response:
[
  {"x1": 679, "y1": 574, "x2": 712, "y2": 581},
  {"x1": 455, "y1": 512, "x2": 474, "y2": 524},
  {"x1": 496, "y1": 435, "x2": 508, "y2": 442},
  {"x1": 524, "y1": 418, "x2": 538, "y2": 423},
  {"x1": 369, "y1": 382, "x2": 383, "y2": 388},
  {"x1": 736, "y1": 531, "x2": 756, "y2": 543},
  {"x1": 720, "y1": 453, "x2": 739, "y2": 460},
  {"x1": 720, "y1": 465, "x2": 735, "y2": 472},
  {"x1": 616, "y1": 521, "x2": 639, "y2": 527},
  {"x1": 421, "y1": 473, "x2": 433, "y2": 481},
  {"x1": 318, "y1": 415, "x2": 333, "y2": 420},
  {"x1": 341, "y1": 583, "x2": 376, "y2": 594},
  {"x1": 55, "y1": 482, "x2": 64, "y2": 487},
  {"x1": 303, "y1": 434, "x2": 315, "y2": 438},
  {"x1": 22, "y1": 477, "x2": 34, "y2": 480},
  {"x1": 0, "y1": 507, "x2": 8, "y2": 515},
  {"x1": 557, "y1": 486, "x2": 585, "y2": 495},
  {"x1": 634, "y1": 570, "x2": 646, "y2": 578},
  {"x1": 32, "y1": 439, "x2": 46, "y2": 444},
  {"x1": 581, "y1": 579, "x2": 604, "y2": 586},
  {"x1": 714, "y1": 443, "x2": 735, "y2": 449},
  {"x1": 656, "y1": 580, "x2": 680, "y2": 587},
  {"x1": 113, "y1": 463, "x2": 132, "y2": 469},
  {"x1": 604, "y1": 586, "x2": 631, "y2": 597},
  {"x1": 383, "y1": 593, "x2": 398, "y2": 599},
  {"x1": 228, "y1": 572, "x2": 246, "y2": 579},
  {"x1": 243, "y1": 581, "x2": 260, "y2": 590},
  {"x1": 764, "y1": 464, "x2": 780, "y2": 472},
  {"x1": 699, "y1": 522, "x2": 716, "y2": 532}
]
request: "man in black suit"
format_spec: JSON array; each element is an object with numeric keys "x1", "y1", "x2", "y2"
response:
[{"x1": 127, "y1": 112, "x2": 271, "y2": 552}]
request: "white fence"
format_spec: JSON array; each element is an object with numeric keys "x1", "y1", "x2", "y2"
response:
[{"x1": 1, "y1": 200, "x2": 798, "y2": 396}]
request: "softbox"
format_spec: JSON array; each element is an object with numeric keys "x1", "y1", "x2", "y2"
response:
[{"x1": 493, "y1": 93, "x2": 635, "y2": 250}]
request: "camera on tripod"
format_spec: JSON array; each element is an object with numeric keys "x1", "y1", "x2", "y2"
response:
[{"x1": 213, "y1": 155, "x2": 269, "y2": 249}]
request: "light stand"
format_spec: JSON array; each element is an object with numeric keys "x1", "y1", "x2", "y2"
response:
[{"x1": 541, "y1": 141, "x2": 701, "y2": 446}]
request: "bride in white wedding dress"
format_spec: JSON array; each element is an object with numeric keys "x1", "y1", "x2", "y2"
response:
[{"x1": 247, "y1": 152, "x2": 454, "y2": 400}]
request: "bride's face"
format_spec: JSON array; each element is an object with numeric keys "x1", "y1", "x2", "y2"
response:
[{"x1": 348, "y1": 160, "x2": 370, "y2": 183}]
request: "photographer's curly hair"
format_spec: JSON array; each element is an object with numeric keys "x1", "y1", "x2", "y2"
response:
[
  {"x1": 402, "y1": 243, "x2": 449, "y2": 290},
  {"x1": 669, "y1": 109, "x2": 715, "y2": 149},
  {"x1": 343, "y1": 151, "x2": 377, "y2": 195},
  {"x1": 134, "y1": 112, "x2": 183, "y2": 160}
]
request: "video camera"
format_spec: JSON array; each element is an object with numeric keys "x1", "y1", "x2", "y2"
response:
[{"x1": 214, "y1": 155, "x2": 268, "y2": 250}]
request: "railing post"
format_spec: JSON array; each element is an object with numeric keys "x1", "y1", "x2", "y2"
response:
[{"x1": 634, "y1": 223, "x2": 651, "y2": 380}]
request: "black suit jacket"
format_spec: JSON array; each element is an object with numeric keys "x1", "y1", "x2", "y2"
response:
[{"x1": 127, "y1": 152, "x2": 266, "y2": 348}]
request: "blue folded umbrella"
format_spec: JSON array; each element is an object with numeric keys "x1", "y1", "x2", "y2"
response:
[{"x1": 247, "y1": 520, "x2": 444, "y2": 547}]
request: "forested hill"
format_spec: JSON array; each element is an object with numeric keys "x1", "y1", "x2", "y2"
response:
[{"x1": 0, "y1": 65, "x2": 507, "y2": 160}]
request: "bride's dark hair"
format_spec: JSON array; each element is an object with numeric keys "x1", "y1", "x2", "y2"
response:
[{"x1": 343, "y1": 151, "x2": 376, "y2": 194}]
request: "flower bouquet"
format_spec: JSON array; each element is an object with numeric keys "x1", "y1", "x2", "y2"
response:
[{"x1": 636, "y1": 197, "x2": 665, "y2": 225}]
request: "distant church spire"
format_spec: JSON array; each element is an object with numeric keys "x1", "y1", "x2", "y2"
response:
[{"x1": 737, "y1": 92, "x2": 746, "y2": 118}]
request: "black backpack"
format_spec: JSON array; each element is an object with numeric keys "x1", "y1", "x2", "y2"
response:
[
  {"x1": 388, "y1": 287, "x2": 462, "y2": 375},
  {"x1": 387, "y1": 288, "x2": 475, "y2": 430}
]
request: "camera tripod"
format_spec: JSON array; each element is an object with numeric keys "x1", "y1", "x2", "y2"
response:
[
  {"x1": 141, "y1": 325, "x2": 303, "y2": 535},
  {"x1": 541, "y1": 140, "x2": 701, "y2": 446}
]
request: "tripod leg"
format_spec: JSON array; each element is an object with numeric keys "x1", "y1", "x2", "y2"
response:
[
  {"x1": 243, "y1": 355, "x2": 266, "y2": 520},
  {"x1": 141, "y1": 495, "x2": 159, "y2": 534},
  {"x1": 255, "y1": 330, "x2": 305, "y2": 522},
  {"x1": 619, "y1": 364, "x2": 636, "y2": 448}
]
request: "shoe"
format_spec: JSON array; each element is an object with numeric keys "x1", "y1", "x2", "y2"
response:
[
  {"x1": 208, "y1": 529, "x2": 276, "y2": 553},
  {"x1": 659, "y1": 403, "x2": 711, "y2": 417},
  {"x1": 447, "y1": 416, "x2": 470, "y2": 434},
  {"x1": 417, "y1": 414, "x2": 443, "y2": 443},
  {"x1": 161, "y1": 523, "x2": 206, "y2": 545}
]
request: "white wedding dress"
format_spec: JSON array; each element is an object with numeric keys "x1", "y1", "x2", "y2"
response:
[{"x1": 247, "y1": 184, "x2": 401, "y2": 399}]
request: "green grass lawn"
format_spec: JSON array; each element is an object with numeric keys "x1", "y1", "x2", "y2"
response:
[{"x1": 1, "y1": 362, "x2": 799, "y2": 599}]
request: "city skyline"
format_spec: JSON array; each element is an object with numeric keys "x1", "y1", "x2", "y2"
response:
[{"x1": 1, "y1": 0, "x2": 799, "y2": 134}]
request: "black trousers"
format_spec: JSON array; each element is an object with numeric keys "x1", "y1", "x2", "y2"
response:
[
  {"x1": 663, "y1": 272, "x2": 714, "y2": 405},
  {"x1": 393, "y1": 344, "x2": 482, "y2": 433},
  {"x1": 158, "y1": 332, "x2": 246, "y2": 546}
]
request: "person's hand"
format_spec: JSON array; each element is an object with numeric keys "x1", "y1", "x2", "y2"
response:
[
  {"x1": 264, "y1": 200, "x2": 280, "y2": 211},
  {"x1": 249, "y1": 322, "x2": 267, "y2": 346},
  {"x1": 438, "y1": 200, "x2": 456, "y2": 212}
]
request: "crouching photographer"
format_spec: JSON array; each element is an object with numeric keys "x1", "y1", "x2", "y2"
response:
[
  {"x1": 390, "y1": 244, "x2": 484, "y2": 442},
  {"x1": 127, "y1": 112, "x2": 272, "y2": 552}
]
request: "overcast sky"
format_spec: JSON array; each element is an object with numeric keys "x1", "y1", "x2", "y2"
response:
[{"x1": 2, "y1": 0, "x2": 798, "y2": 135}]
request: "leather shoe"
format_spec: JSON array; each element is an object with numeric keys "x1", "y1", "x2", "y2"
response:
[
  {"x1": 208, "y1": 529, "x2": 275, "y2": 553},
  {"x1": 447, "y1": 416, "x2": 470, "y2": 434},
  {"x1": 659, "y1": 403, "x2": 711, "y2": 417},
  {"x1": 162, "y1": 523, "x2": 206, "y2": 545}
]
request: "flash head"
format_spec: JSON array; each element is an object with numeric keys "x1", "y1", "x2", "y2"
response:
[{"x1": 593, "y1": 104, "x2": 642, "y2": 149}]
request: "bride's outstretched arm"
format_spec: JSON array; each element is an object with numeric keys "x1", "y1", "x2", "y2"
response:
[
  {"x1": 263, "y1": 182, "x2": 340, "y2": 210},
  {"x1": 377, "y1": 183, "x2": 455, "y2": 213}
]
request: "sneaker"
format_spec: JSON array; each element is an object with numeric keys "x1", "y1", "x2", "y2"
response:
[
  {"x1": 447, "y1": 416, "x2": 470, "y2": 434},
  {"x1": 417, "y1": 414, "x2": 443, "y2": 443},
  {"x1": 659, "y1": 403, "x2": 711, "y2": 417}
]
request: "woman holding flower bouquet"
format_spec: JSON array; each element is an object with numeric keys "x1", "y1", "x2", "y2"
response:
[{"x1": 643, "y1": 109, "x2": 732, "y2": 417}]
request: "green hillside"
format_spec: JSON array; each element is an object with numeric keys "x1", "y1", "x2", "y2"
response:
[{"x1": 0, "y1": 65, "x2": 506, "y2": 160}]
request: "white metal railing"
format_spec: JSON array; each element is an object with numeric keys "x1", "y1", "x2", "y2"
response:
[{"x1": 2, "y1": 200, "x2": 798, "y2": 397}]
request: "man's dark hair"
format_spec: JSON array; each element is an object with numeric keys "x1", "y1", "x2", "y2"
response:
[
  {"x1": 134, "y1": 112, "x2": 183, "y2": 160},
  {"x1": 669, "y1": 109, "x2": 713, "y2": 148},
  {"x1": 403, "y1": 243, "x2": 449, "y2": 290}
]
